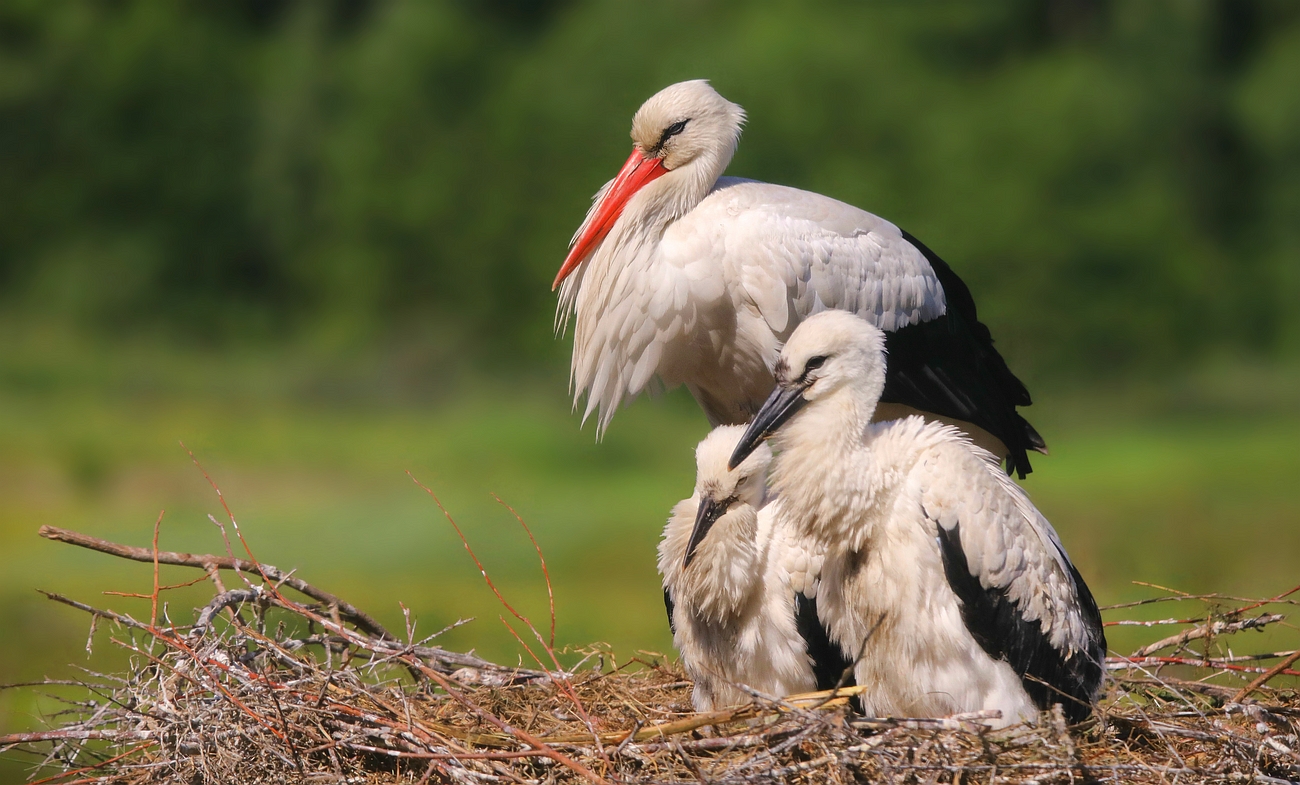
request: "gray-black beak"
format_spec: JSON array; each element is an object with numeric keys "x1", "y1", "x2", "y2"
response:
[
  {"x1": 728, "y1": 383, "x2": 809, "y2": 470},
  {"x1": 683, "y1": 495, "x2": 729, "y2": 568}
]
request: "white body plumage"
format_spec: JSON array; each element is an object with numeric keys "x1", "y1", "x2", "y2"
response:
[
  {"x1": 560, "y1": 175, "x2": 945, "y2": 430},
  {"x1": 658, "y1": 426, "x2": 828, "y2": 711},
  {"x1": 553, "y1": 80, "x2": 1045, "y2": 475},
  {"x1": 730, "y1": 311, "x2": 1106, "y2": 727}
]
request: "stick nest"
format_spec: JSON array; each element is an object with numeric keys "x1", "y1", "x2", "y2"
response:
[{"x1": 3, "y1": 521, "x2": 1299, "y2": 784}]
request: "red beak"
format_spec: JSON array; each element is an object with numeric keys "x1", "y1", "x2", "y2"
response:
[{"x1": 552, "y1": 148, "x2": 668, "y2": 290}]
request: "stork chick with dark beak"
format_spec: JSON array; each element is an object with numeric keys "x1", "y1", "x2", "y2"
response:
[
  {"x1": 729, "y1": 311, "x2": 1106, "y2": 727},
  {"x1": 658, "y1": 426, "x2": 849, "y2": 712}
]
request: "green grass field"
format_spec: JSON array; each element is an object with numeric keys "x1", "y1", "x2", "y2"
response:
[{"x1": 1, "y1": 340, "x2": 1298, "y2": 781}]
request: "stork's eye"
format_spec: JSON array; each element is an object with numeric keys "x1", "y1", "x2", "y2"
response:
[
  {"x1": 803, "y1": 355, "x2": 828, "y2": 376},
  {"x1": 659, "y1": 119, "x2": 689, "y2": 146}
]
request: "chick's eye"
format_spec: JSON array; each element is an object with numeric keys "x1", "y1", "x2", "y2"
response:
[{"x1": 803, "y1": 355, "x2": 828, "y2": 375}]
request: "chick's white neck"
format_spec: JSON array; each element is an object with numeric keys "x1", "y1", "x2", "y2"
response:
[{"x1": 768, "y1": 390, "x2": 886, "y2": 550}]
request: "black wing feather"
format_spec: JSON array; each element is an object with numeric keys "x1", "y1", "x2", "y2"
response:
[
  {"x1": 882, "y1": 230, "x2": 1045, "y2": 478},
  {"x1": 794, "y1": 593, "x2": 854, "y2": 692},
  {"x1": 936, "y1": 522, "x2": 1106, "y2": 723},
  {"x1": 663, "y1": 588, "x2": 676, "y2": 635}
]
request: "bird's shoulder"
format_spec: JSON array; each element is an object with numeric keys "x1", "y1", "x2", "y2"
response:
[
  {"x1": 683, "y1": 181, "x2": 945, "y2": 336},
  {"x1": 868, "y1": 416, "x2": 986, "y2": 480},
  {"x1": 695, "y1": 179, "x2": 902, "y2": 239},
  {"x1": 903, "y1": 431, "x2": 1055, "y2": 576}
]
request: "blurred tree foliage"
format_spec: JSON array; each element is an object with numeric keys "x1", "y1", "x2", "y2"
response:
[{"x1": 1, "y1": 0, "x2": 1297, "y2": 380}]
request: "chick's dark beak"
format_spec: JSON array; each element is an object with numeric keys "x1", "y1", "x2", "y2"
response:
[
  {"x1": 728, "y1": 383, "x2": 809, "y2": 469},
  {"x1": 683, "y1": 495, "x2": 729, "y2": 568}
]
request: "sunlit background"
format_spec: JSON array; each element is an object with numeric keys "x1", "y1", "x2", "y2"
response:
[{"x1": 2, "y1": 1, "x2": 1299, "y2": 778}]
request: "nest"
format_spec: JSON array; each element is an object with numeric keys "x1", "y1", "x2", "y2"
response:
[{"x1": 3, "y1": 508, "x2": 1300, "y2": 784}]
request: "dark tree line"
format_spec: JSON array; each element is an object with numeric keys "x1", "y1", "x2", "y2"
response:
[{"x1": 1, "y1": 0, "x2": 1297, "y2": 380}]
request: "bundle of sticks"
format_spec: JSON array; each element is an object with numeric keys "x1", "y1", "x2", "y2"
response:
[{"x1": 2, "y1": 508, "x2": 1298, "y2": 784}]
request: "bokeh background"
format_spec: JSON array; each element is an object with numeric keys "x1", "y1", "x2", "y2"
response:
[{"x1": 2, "y1": 0, "x2": 1299, "y2": 778}]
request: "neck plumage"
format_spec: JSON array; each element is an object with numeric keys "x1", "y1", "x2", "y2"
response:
[
  {"x1": 770, "y1": 391, "x2": 885, "y2": 550},
  {"x1": 557, "y1": 142, "x2": 733, "y2": 315},
  {"x1": 557, "y1": 147, "x2": 735, "y2": 432},
  {"x1": 603, "y1": 149, "x2": 726, "y2": 264}
]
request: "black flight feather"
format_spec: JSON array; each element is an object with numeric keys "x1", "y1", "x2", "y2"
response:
[
  {"x1": 795, "y1": 593, "x2": 855, "y2": 692},
  {"x1": 936, "y1": 521, "x2": 1106, "y2": 723},
  {"x1": 663, "y1": 588, "x2": 676, "y2": 635},
  {"x1": 883, "y1": 230, "x2": 1045, "y2": 478}
]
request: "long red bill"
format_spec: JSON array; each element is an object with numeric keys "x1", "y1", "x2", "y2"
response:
[{"x1": 552, "y1": 148, "x2": 668, "y2": 290}]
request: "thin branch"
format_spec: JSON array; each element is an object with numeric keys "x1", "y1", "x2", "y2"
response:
[
  {"x1": 1128, "y1": 614, "x2": 1284, "y2": 658},
  {"x1": 492, "y1": 493, "x2": 556, "y2": 651},
  {"x1": 149, "y1": 510, "x2": 163, "y2": 628},
  {"x1": 1232, "y1": 649, "x2": 1300, "y2": 703},
  {"x1": 1109, "y1": 655, "x2": 1300, "y2": 677},
  {"x1": 38, "y1": 525, "x2": 395, "y2": 641}
]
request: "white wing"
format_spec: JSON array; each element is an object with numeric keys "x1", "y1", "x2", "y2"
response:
[
  {"x1": 695, "y1": 179, "x2": 948, "y2": 340},
  {"x1": 561, "y1": 178, "x2": 948, "y2": 434},
  {"x1": 908, "y1": 435, "x2": 1101, "y2": 659}
]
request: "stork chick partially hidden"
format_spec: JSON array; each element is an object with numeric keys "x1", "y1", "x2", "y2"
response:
[
  {"x1": 729, "y1": 311, "x2": 1107, "y2": 726},
  {"x1": 658, "y1": 425, "x2": 849, "y2": 712}
]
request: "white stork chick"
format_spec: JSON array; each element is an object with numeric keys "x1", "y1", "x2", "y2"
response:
[
  {"x1": 658, "y1": 425, "x2": 849, "y2": 712},
  {"x1": 728, "y1": 311, "x2": 1106, "y2": 726},
  {"x1": 555, "y1": 79, "x2": 1045, "y2": 476}
]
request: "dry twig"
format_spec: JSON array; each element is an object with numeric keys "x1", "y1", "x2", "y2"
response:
[{"x1": 4, "y1": 511, "x2": 1298, "y2": 785}]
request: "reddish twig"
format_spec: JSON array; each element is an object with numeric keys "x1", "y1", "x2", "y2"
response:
[
  {"x1": 1109, "y1": 655, "x2": 1300, "y2": 677},
  {"x1": 1228, "y1": 583, "x2": 1300, "y2": 617},
  {"x1": 24, "y1": 742, "x2": 155, "y2": 785},
  {"x1": 496, "y1": 616, "x2": 549, "y2": 677},
  {"x1": 408, "y1": 475, "x2": 538, "y2": 650},
  {"x1": 1232, "y1": 649, "x2": 1300, "y2": 703},
  {"x1": 150, "y1": 510, "x2": 163, "y2": 628},
  {"x1": 181, "y1": 443, "x2": 292, "y2": 610},
  {"x1": 408, "y1": 475, "x2": 572, "y2": 676},
  {"x1": 493, "y1": 493, "x2": 556, "y2": 650},
  {"x1": 412, "y1": 475, "x2": 608, "y2": 766},
  {"x1": 104, "y1": 572, "x2": 210, "y2": 599}
]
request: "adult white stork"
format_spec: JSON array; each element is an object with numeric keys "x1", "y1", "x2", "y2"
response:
[
  {"x1": 728, "y1": 311, "x2": 1106, "y2": 725},
  {"x1": 554, "y1": 80, "x2": 1045, "y2": 477},
  {"x1": 658, "y1": 425, "x2": 850, "y2": 711}
]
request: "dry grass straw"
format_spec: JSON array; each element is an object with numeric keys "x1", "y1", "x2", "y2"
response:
[{"x1": 2, "y1": 469, "x2": 1299, "y2": 784}]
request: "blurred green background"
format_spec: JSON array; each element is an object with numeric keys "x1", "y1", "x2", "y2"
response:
[{"x1": 2, "y1": 0, "x2": 1300, "y2": 777}]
